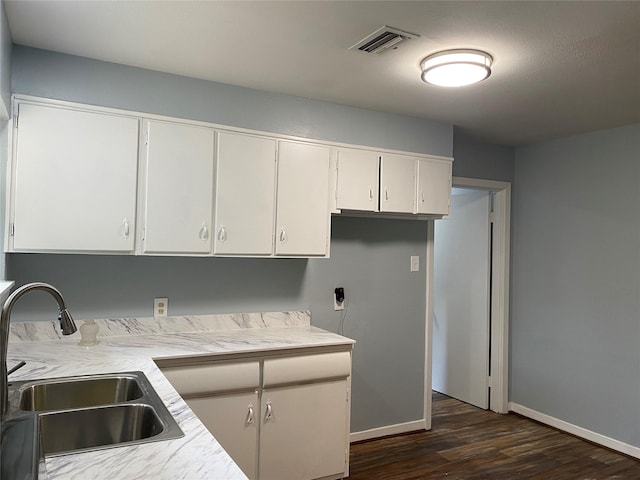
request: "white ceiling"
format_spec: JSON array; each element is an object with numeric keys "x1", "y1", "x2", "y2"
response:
[{"x1": 5, "y1": 1, "x2": 640, "y2": 146}]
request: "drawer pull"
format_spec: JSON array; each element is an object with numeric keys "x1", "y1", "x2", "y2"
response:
[
  {"x1": 121, "y1": 218, "x2": 130, "y2": 238},
  {"x1": 199, "y1": 223, "x2": 209, "y2": 240},
  {"x1": 217, "y1": 226, "x2": 226, "y2": 242},
  {"x1": 264, "y1": 400, "x2": 273, "y2": 423},
  {"x1": 246, "y1": 403, "x2": 254, "y2": 425}
]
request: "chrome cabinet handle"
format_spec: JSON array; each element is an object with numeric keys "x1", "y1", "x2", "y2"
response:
[
  {"x1": 421, "y1": 190, "x2": 425, "y2": 203},
  {"x1": 279, "y1": 228, "x2": 287, "y2": 243},
  {"x1": 264, "y1": 400, "x2": 273, "y2": 422},
  {"x1": 246, "y1": 403, "x2": 254, "y2": 425},
  {"x1": 384, "y1": 188, "x2": 389, "y2": 201},
  {"x1": 369, "y1": 186, "x2": 374, "y2": 200},
  {"x1": 217, "y1": 226, "x2": 226, "y2": 242},
  {"x1": 122, "y1": 218, "x2": 130, "y2": 238},
  {"x1": 199, "y1": 224, "x2": 209, "y2": 240}
]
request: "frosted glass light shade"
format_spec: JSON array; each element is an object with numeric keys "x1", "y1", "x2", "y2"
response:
[{"x1": 421, "y1": 50, "x2": 492, "y2": 87}]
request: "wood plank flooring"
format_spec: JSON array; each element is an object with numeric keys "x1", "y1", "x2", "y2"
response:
[{"x1": 348, "y1": 392, "x2": 640, "y2": 479}]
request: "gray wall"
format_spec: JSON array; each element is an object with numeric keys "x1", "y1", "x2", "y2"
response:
[
  {"x1": 7, "y1": 217, "x2": 428, "y2": 433},
  {"x1": 7, "y1": 47, "x2": 439, "y2": 433},
  {"x1": 453, "y1": 127, "x2": 514, "y2": 183},
  {"x1": 12, "y1": 46, "x2": 452, "y2": 157},
  {"x1": 512, "y1": 123, "x2": 640, "y2": 448},
  {"x1": 0, "y1": 0, "x2": 10, "y2": 115},
  {"x1": 0, "y1": 0, "x2": 11, "y2": 279}
]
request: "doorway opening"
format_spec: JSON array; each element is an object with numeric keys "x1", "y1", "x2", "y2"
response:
[{"x1": 424, "y1": 177, "x2": 510, "y2": 427}]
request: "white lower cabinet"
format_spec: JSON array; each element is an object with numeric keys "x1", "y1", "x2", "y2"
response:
[
  {"x1": 259, "y1": 380, "x2": 348, "y2": 480},
  {"x1": 187, "y1": 391, "x2": 259, "y2": 479},
  {"x1": 159, "y1": 349, "x2": 352, "y2": 480},
  {"x1": 160, "y1": 360, "x2": 261, "y2": 478}
]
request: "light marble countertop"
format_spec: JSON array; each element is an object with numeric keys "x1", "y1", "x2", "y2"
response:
[
  {"x1": 0, "y1": 280, "x2": 15, "y2": 300},
  {"x1": 6, "y1": 312, "x2": 355, "y2": 480}
]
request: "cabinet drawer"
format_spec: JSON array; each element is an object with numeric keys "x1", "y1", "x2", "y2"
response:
[
  {"x1": 263, "y1": 351, "x2": 351, "y2": 388},
  {"x1": 162, "y1": 361, "x2": 260, "y2": 396}
]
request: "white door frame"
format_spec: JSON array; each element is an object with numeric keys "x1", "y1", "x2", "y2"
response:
[{"x1": 424, "y1": 176, "x2": 511, "y2": 427}]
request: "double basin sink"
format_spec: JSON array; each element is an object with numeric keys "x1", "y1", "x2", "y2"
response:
[{"x1": 4, "y1": 371, "x2": 184, "y2": 477}]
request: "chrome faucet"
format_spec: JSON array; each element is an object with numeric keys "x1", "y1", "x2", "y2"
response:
[{"x1": 1, "y1": 282, "x2": 77, "y2": 417}]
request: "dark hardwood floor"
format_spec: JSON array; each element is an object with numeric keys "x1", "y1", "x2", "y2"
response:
[{"x1": 348, "y1": 392, "x2": 640, "y2": 479}]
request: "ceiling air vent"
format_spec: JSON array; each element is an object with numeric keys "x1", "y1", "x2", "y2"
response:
[{"x1": 350, "y1": 26, "x2": 420, "y2": 54}]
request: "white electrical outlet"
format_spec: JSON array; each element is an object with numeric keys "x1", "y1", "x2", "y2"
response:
[
  {"x1": 154, "y1": 297, "x2": 168, "y2": 317},
  {"x1": 410, "y1": 256, "x2": 420, "y2": 272}
]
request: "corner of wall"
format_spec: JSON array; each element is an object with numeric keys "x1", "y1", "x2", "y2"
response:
[
  {"x1": 0, "y1": 0, "x2": 12, "y2": 118},
  {"x1": 452, "y1": 126, "x2": 515, "y2": 183},
  {"x1": 0, "y1": 0, "x2": 11, "y2": 279}
]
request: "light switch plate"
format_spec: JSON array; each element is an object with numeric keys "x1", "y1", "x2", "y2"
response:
[{"x1": 410, "y1": 256, "x2": 420, "y2": 272}]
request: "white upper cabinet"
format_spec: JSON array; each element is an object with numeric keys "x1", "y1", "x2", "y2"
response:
[
  {"x1": 10, "y1": 103, "x2": 139, "y2": 252},
  {"x1": 334, "y1": 147, "x2": 452, "y2": 217},
  {"x1": 275, "y1": 141, "x2": 331, "y2": 256},
  {"x1": 141, "y1": 120, "x2": 214, "y2": 254},
  {"x1": 335, "y1": 148, "x2": 379, "y2": 212},
  {"x1": 379, "y1": 153, "x2": 416, "y2": 213},
  {"x1": 6, "y1": 97, "x2": 453, "y2": 257},
  {"x1": 214, "y1": 131, "x2": 277, "y2": 255},
  {"x1": 416, "y1": 157, "x2": 452, "y2": 215}
]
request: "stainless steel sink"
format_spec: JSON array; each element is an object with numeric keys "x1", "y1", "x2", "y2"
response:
[
  {"x1": 39, "y1": 404, "x2": 175, "y2": 456},
  {"x1": 6, "y1": 371, "x2": 184, "y2": 458},
  {"x1": 19, "y1": 374, "x2": 143, "y2": 411}
]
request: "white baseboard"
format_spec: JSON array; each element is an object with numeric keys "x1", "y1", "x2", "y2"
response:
[
  {"x1": 509, "y1": 402, "x2": 640, "y2": 460},
  {"x1": 350, "y1": 419, "x2": 427, "y2": 443}
]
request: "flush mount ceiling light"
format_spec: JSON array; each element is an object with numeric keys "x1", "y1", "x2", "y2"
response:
[{"x1": 421, "y1": 49, "x2": 493, "y2": 87}]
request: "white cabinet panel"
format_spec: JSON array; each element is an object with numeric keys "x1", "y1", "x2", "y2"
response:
[
  {"x1": 214, "y1": 132, "x2": 277, "y2": 255},
  {"x1": 259, "y1": 380, "x2": 349, "y2": 480},
  {"x1": 11, "y1": 103, "x2": 139, "y2": 252},
  {"x1": 335, "y1": 148, "x2": 379, "y2": 211},
  {"x1": 379, "y1": 153, "x2": 416, "y2": 213},
  {"x1": 142, "y1": 120, "x2": 214, "y2": 254},
  {"x1": 417, "y1": 158, "x2": 451, "y2": 215},
  {"x1": 161, "y1": 361, "x2": 260, "y2": 396},
  {"x1": 275, "y1": 141, "x2": 331, "y2": 256},
  {"x1": 186, "y1": 392, "x2": 259, "y2": 480},
  {"x1": 160, "y1": 349, "x2": 352, "y2": 480}
]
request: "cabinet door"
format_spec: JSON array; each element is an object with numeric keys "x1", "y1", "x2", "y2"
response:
[
  {"x1": 335, "y1": 148, "x2": 379, "y2": 211},
  {"x1": 416, "y1": 158, "x2": 452, "y2": 215},
  {"x1": 185, "y1": 391, "x2": 259, "y2": 480},
  {"x1": 142, "y1": 120, "x2": 214, "y2": 254},
  {"x1": 379, "y1": 153, "x2": 416, "y2": 213},
  {"x1": 275, "y1": 141, "x2": 331, "y2": 256},
  {"x1": 214, "y1": 132, "x2": 277, "y2": 255},
  {"x1": 11, "y1": 103, "x2": 139, "y2": 252},
  {"x1": 259, "y1": 380, "x2": 349, "y2": 480}
]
